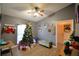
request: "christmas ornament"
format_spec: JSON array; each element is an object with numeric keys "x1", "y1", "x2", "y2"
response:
[{"x1": 64, "y1": 41, "x2": 71, "y2": 46}]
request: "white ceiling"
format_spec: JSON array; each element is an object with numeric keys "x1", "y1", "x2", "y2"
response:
[{"x1": 2, "y1": 3, "x2": 71, "y2": 22}]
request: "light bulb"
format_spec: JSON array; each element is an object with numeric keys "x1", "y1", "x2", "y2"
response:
[{"x1": 34, "y1": 13, "x2": 39, "y2": 17}]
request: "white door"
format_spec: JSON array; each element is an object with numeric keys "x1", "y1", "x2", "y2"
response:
[{"x1": 17, "y1": 24, "x2": 26, "y2": 44}]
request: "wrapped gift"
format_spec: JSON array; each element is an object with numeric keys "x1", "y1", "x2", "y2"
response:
[{"x1": 71, "y1": 41, "x2": 79, "y2": 50}]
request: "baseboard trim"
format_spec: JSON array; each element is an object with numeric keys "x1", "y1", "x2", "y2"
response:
[{"x1": 53, "y1": 45, "x2": 57, "y2": 48}]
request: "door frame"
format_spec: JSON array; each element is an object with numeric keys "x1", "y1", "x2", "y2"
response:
[{"x1": 54, "y1": 19, "x2": 74, "y2": 48}]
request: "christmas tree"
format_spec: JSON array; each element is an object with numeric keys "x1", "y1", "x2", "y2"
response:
[{"x1": 22, "y1": 24, "x2": 33, "y2": 47}]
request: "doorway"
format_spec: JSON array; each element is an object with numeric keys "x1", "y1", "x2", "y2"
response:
[
  {"x1": 17, "y1": 24, "x2": 26, "y2": 44},
  {"x1": 56, "y1": 19, "x2": 73, "y2": 55}
]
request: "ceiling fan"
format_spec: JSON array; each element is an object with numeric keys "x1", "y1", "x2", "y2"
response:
[{"x1": 26, "y1": 3, "x2": 46, "y2": 17}]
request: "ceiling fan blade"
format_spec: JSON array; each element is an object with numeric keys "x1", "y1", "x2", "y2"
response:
[
  {"x1": 30, "y1": 3, "x2": 45, "y2": 10},
  {"x1": 39, "y1": 4, "x2": 45, "y2": 10}
]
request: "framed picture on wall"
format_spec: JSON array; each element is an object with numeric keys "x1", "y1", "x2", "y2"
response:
[
  {"x1": 48, "y1": 24, "x2": 52, "y2": 32},
  {"x1": 47, "y1": 24, "x2": 56, "y2": 35},
  {"x1": 64, "y1": 24, "x2": 71, "y2": 33},
  {"x1": 1, "y1": 24, "x2": 15, "y2": 34}
]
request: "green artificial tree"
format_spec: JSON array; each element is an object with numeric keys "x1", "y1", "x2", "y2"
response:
[
  {"x1": 22, "y1": 24, "x2": 33, "y2": 46},
  {"x1": 70, "y1": 32, "x2": 74, "y2": 41}
]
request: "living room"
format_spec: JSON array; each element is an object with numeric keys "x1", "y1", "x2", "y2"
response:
[{"x1": 0, "y1": 3, "x2": 79, "y2": 56}]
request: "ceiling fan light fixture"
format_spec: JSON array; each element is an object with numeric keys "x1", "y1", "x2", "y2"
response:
[
  {"x1": 34, "y1": 13, "x2": 39, "y2": 17},
  {"x1": 39, "y1": 13, "x2": 44, "y2": 16},
  {"x1": 40, "y1": 10, "x2": 44, "y2": 12},
  {"x1": 26, "y1": 10, "x2": 32, "y2": 14},
  {"x1": 34, "y1": 7, "x2": 39, "y2": 11},
  {"x1": 26, "y1": 6, "x2": 45, "y2": 17}
]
